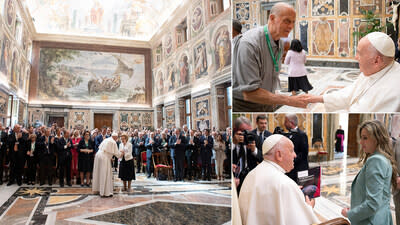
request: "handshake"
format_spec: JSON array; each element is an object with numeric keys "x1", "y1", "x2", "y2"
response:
[{"x1": 285, "y1": 94, "x2": 323, "y2": 108}]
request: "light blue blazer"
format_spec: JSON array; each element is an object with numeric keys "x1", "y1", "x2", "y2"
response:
[{"x1": 348, "y1": 152, "x2": 393, "y2": 225}]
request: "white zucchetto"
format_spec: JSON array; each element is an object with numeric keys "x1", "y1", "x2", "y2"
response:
[
  {"x1": 366, "y1": 32, "x2": 395, "y2": 57},
  {"x1": 262, "y1": 134, "x2": 285, "y2": 155}
]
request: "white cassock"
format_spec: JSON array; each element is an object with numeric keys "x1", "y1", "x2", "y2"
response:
[
  {"x1": 239, "y1": 160, "x2": 319, "y2": 225},
  {"x1": 92, "y1": 137, "x2": 121, "y2": 196},
  {"x1": 323, "y1": 61, "x2": 400, "y2": 112}
]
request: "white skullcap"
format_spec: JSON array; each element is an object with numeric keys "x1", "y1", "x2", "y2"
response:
[
  {"x1": 111, "y1": 132, "x2": 118, "y2": 137},
  {"x1": 366, "y1": 32, "x2": 395, "y2": 57},
  {"x1": 262, "y1": 134, "x2": 285, "y2": 155}
]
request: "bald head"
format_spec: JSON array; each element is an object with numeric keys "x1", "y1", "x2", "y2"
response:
[
  {"x1": 270, "y1": 2, "x2": 295, "y2": 16},
  {"x1": 264, "y1": 136, "x2": 296, "y2": 172},
  {"x1": 267, "y1": 2, "x2": 296, "y2": 40}
]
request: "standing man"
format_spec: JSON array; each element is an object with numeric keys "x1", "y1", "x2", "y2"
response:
[
  {"x1": 145, "y1": 132, "x2": 157, "y2": 178},
  {"x1": 251, "y1": 115, "x2": 272, "y2": 161},
  {"x1": 7, "y1": 124, "x2": 27, "y2": 186},
  {"x1": 94, "y1": 127, "x2": 107, "y2": 153},
  {"x1": 92, "y1": 133, "x2": 122, "y2": 197},
  {"x1": 284, "y1": 114, "x2": 309, "y2": 182},
  {"x1": 200, "y1": 129, "x2": 213, "y2": 181},
  {"x1": 168, "y1": 130, "x2": 177, "y2": 179},
  {"x1": 37, "y1": 128, "x2": 55, "y2": 186},
  {"x1": 134, "y1": 132, "x2": 146, "y2": 173},
  {"x1": 57, "y1": 130, "x2": 73, "y2": 187},
  {"x1": 172, "y1": 128, "x2": 186, "y2": 181},
  {"x1": 0, "y1": 122, "x2": 8, "y2": 185},
  {"x1": 232, "y1": 2, "x2": 308, "y2": 112},
  {"x1": 239, "y1": 134, "x2": 319, "y2": 225}
]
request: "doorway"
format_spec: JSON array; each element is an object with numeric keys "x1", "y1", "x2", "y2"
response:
[{"x1": 94, "y1": 113, "x2": 113, "y2": 130}]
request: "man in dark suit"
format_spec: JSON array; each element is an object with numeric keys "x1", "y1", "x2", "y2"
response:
[
  {"x1": 57, "y1": 130, "x2": 73, "y2": 187},
  {"x1": 284, "y1": 114, "x2": 309, "y2": 182},
  {"x1": 185, "y1": 130, "x2": 196, "y2": 180},
  {"x1": 145, "y1": 132, "x2": 159, "y2": 178},
  {"x1": 251, "y1": 115, "x2": 272, "y2": 162},
  {"x1": 134, "y1": 132, "x2": 146, "y2": 173},
  {"x1": 232, "y1": 116, "x2": 259, "y2": 194},
  {"x1": 172, "y1": 128, "x2": 186, "y2": 181},
  {"x1": 168, "y1": 130, "x2": 177, "y2": 178},
  {"x1": 0, "y1": 122, "x2": 8, "y2": 185},
  {"x1": 37, "y1": 128, "x2": 56, "y2": 185},
  {"x1": 7, "y1": 124, "x2": 28, "y2": 186},
  {"x1": 94, "y1": 127, "x2": 107, "y2": 153},
  {"x1": 200, "y1": 129, "x2": 213, "y2": 181}
]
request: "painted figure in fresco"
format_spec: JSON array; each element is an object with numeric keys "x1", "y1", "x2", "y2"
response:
[
  {"x1": 180, "y1": 55, "x2": 189, "y2": 85},
  {"x1": 391, "y1": 1, "x2": 400, "y2": 39},
  {"x1": 158, "y1": 72, "x2": 164, "y2": 95},
  {"x1": 6, "y1": 0, "x2": 15, "y2": 26},
  {"x1": 0, "y1": 40, "x2": 10, "y2": 76},
  {"x1": 10, "y1": 51, "x2": 17, "y2": 86},
  {"x1": 196, "y1": 101, "x2": 208, "y2": 117},
  {"x1": 191, "y1": 7, "x2": 203, "y2": 32},
  {"x1": 168, "y1": 65, "x2": 175, "y2": 91},
  {"x1": 198, "y1": 119, "x2": 208, "y2": 131},
  {"x1": 216, "y1": 29, "x2": 230, "y2": 71},
  {"x1": 194, "y1": 44, "x2": 207, "y2": 76},
  {"x1": 90, "y1": 1, "x2": 104, "y2": 25}
]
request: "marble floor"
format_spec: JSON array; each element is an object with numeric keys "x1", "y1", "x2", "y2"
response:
[
  {"x1": 276, "y1": 65, "x2": 360, "y2": 112},
  {"x1": 0, "y1": 173, "x2": 231, "y2": 225},
  {"x1": 311, "y1": 153, "x2": 397, "y2": 223}
]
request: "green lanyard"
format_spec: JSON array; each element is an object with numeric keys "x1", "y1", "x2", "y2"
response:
[{"x1": 264, "y1": 26, "x2": 281, "y2": 72}]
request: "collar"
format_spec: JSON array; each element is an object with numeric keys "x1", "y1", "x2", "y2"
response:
[
  {"x1": 290, "y1": 127, "x2": 298, "y2": 132},
  {"x1": 264, "y1": 160, "x2": 286, "y2": 173},
  {"x1": 363, "y1": 62, "x2": 394, "y2": 84},
  {"x1": 256, "y1": 129, "x2": 264, "y2": 135},
  {"x1": 266, "y1": 26, "x2": 280, "y2": 49}
]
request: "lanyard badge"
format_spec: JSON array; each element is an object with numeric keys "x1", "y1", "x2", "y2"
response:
[{"x1": 264, "y1": 26, "x2": 281, "y2": 72}]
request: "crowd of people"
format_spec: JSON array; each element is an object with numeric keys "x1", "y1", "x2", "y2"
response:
[{"x1": 0, "y1": 122, "x2": 232, "y2": 189}]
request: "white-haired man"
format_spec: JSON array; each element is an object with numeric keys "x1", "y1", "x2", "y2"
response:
[
  {"x1": 239, "y1": 134, "x2": 319, "y2": 225},
  {"x1": 92, "y1": 132, "x2": 123, "y2": 197},
  {"x1": 306, "y1": 32, "x2": 400, "y2": 112}
]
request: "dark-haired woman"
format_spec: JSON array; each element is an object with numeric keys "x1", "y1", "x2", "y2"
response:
[
  {"x1": 284, "y1": 39, "x2": 313, "y2": 96},
  {"x1": 77, "y1": 131, "x2": 94, "y2": 187}
]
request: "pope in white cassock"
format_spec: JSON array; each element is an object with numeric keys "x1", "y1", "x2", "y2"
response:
[
  {"x1": 92, "y1": 133, "x2": 122, "y2": 197},
  {"x1": 307, "y1": 32, "x2": 400, "y2": 112},
  {"x1": 238, "y1": 134, "x2": 320, "y2": 225}
]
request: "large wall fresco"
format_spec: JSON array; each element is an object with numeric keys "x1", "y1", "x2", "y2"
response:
[
  {"x1": 0, "y1": 0, "x2": 33, "y2": 102},
  {"x1": 25, "y1": 0, "x2": 182, "y2": 41},
  {"x1": 37, "y1": 48, "x2": 146, "y2": 104}
]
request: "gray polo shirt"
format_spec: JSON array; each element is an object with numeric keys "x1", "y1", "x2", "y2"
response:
[{"x1": 232, "y1": 26, "x2": 283, "y2": 112}]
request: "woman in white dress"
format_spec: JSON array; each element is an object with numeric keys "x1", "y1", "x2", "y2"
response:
[
  {"x1": 213, "y1": 132, "x2": 226, "y2": 180},
  {"x1": 92, "y1": 133, "x2": 123, "y2": 197}
]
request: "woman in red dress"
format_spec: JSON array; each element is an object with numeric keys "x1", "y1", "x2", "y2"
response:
[{"x1": 71, "y1": 129, "x2": 81, "y2": 184}]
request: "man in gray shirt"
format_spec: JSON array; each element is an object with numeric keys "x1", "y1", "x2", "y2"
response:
[{"x1": 233, "y1": 2, "x2": 308, "y2": 112}]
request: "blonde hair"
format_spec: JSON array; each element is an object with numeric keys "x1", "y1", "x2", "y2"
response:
[{"x1": 358, "y1": 120, "x2": 398, "y2": 190}]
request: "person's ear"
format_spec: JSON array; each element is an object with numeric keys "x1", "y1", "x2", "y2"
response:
[
  {"x1": 269, "y1": 14, "x2": 275, "y2": 23},
  {"x1": 275, "y1": 150, "x2": 283, "y2": 161}
]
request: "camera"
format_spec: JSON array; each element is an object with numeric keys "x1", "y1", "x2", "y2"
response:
[{"x1": 243, "y1": 130, "x2": 256, "y2": 145}]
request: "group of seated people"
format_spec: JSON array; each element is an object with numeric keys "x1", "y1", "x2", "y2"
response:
[{"x1": 0, "y1": 122, "x2": 232, "y2": 187}]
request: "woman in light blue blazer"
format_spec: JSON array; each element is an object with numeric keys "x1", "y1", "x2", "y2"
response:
[{"x1": 341, "y1": 120, "x2": 398, "y2": 225}]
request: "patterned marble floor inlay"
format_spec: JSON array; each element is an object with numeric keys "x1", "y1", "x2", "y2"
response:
[
  {"x1": 0, "y1": 173, "x2": 231, "y2": 225},
  {"x1": 87, "y1": 201, "x2": 231, "y2": 225}
]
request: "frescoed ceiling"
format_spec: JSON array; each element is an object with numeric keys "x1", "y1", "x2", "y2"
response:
[{"x1": 25, "y1": 0, "x2": 183, "y2": 41}]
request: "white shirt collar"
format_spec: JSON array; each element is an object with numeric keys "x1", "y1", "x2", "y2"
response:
[
  {"x1": 264, "y1": 160, "x2": 286, "y2": 173},
  {"x1": 363, "y1": 62, "x2": 394, "y2": 84}
]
